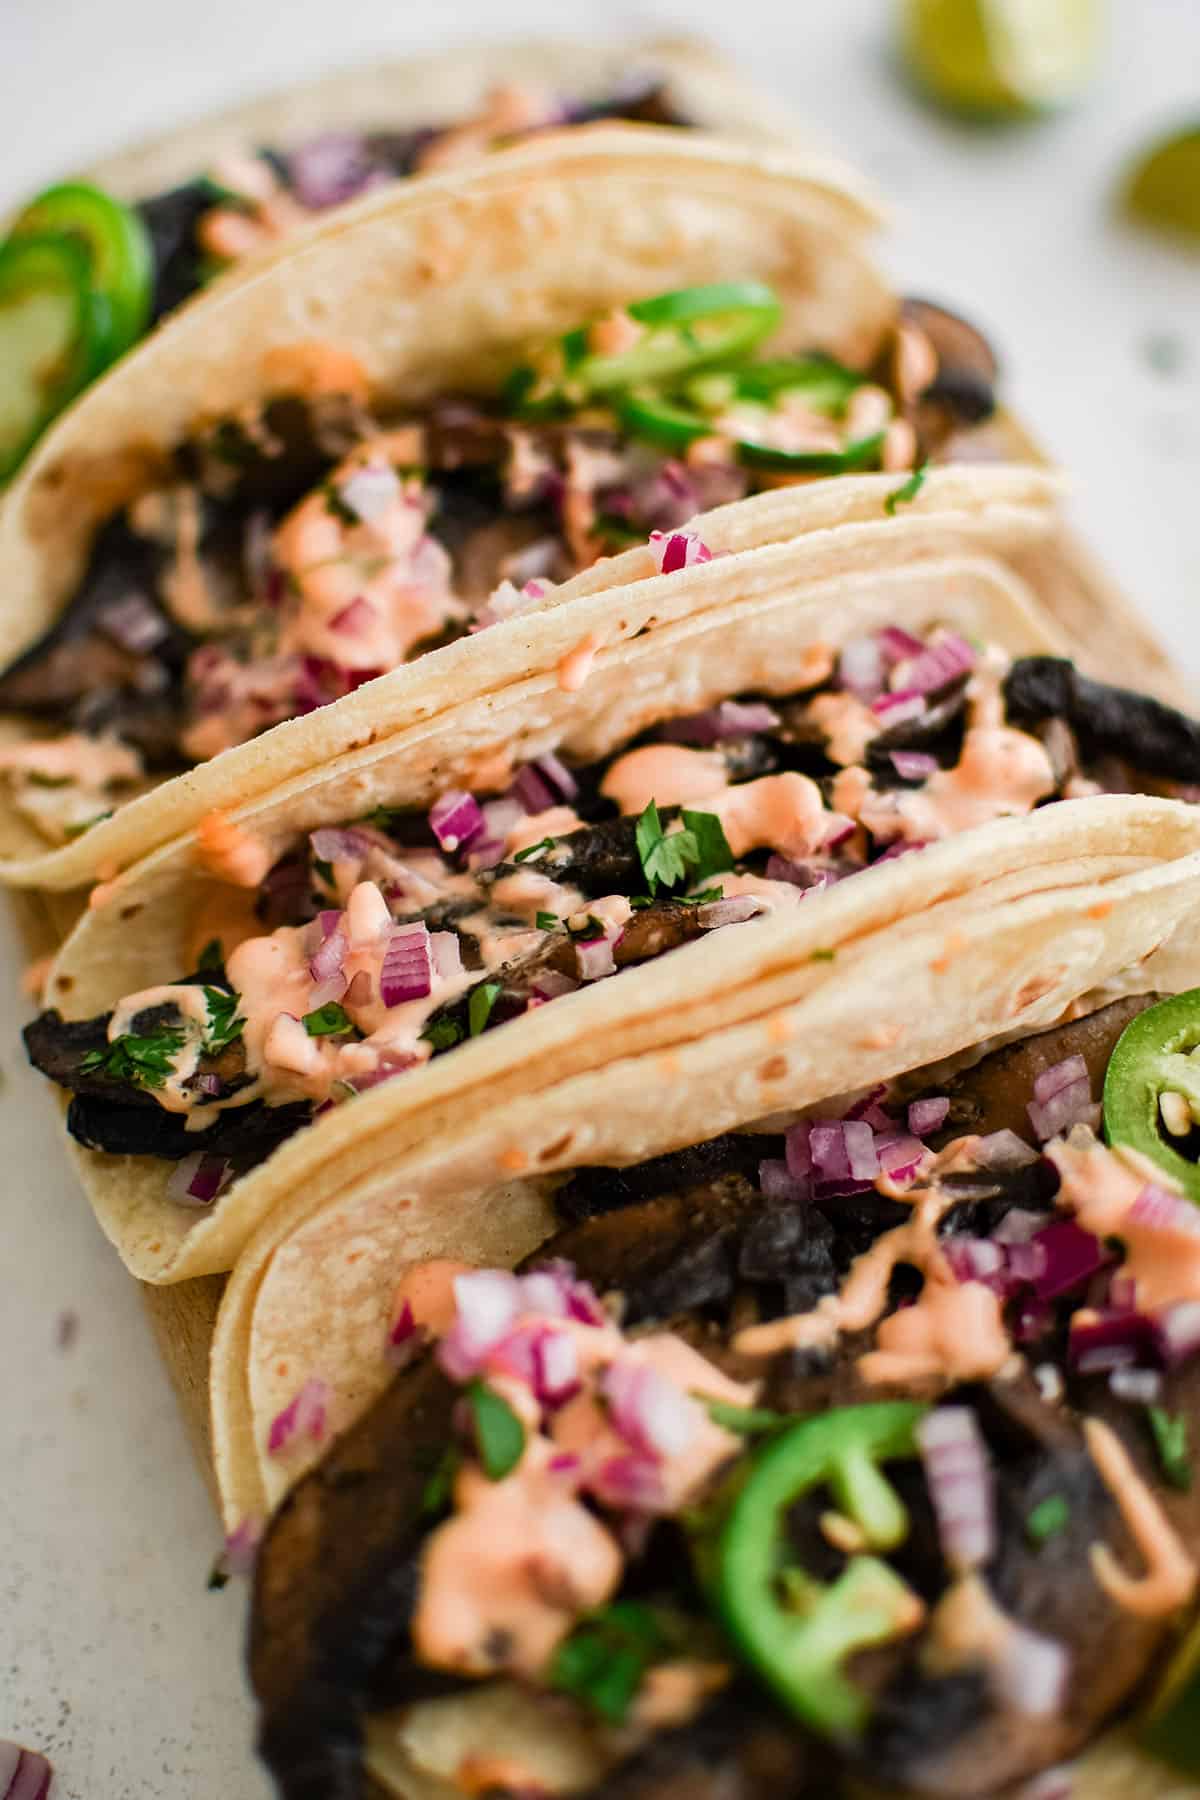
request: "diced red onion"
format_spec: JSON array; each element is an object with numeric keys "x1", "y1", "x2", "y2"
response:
[
  {"x1": 993, "y1": 1208, "x2": 1048, "y2": 1245},
  {"x1": 845, "y1": 1120, "x2": 881, "y2": 1179},
  {"x1": 1016, "y1": 1300, "x2": 1055, "y2": 1344},
  {"x1": 1027, "y1": 1079, "x2": 1096, "y2": 1143},
  {"x1": 870, "y1": 689, "x2": 926, "y2": 725},
  {"x1": 309, "y1": 919, "x2": 348, "y2": 983},
  {"x1": 329, "y1": 596, "x2": 377, "y2": 636},
  {"x1": 288, "y1": 131, "x2": 376, "y2": 209},
  {"x1": 0, "y1": 1743, "x2": 53, "y2": 1800},
  {"x1": 974, "y1": 1130, "x2": 1040, "y2": 1170},
  {"x1": 1110, "y1": 1366, "x2": 1163, "y2": 1403},
  {"x1": 942, "y1": 1236, "x2": 1010, "y2": 1293},
  {"x1": 531, "y1": 751, "x2": 578, "y2": 801},
  {"x1": 662, "y1": 699, "x2": 781, "y2": 744},
  {"x1": 874, "y1": 838, "x2": 932, "y2": 863},
  {"x1": 875, "y1": 1132, "x2": 927, "y2": 1184},
  {"x1": 481, "y1": 794, "x2": 528, "y2": 838},
  {"x1": 429, "y1": 790, "x2": 485, "y2": 853},
  {"x1": 837, "y1": 636, "x2": 885, "y2": 701},
  {"x1": 1013, "y1": 1767, "x2": 1075, "y2": 1800},
  {"x1": 348, "y1": 1054, "x2": 416, "y2": 1094},
  {"x1": 917, "y1": 1405, "x2": 995, "y2": 1572},
  {"x1": 589, "y1": 1453, "x2": 668, "y2": 1513},
  {"x1": 785, "y1": 1121, "x2": 813, "y2": 1179},
  {"x1": 430, "y1": 931, "x2": 463, "y2": 982},
  {"x1": 1156, "y1": 1300, "x2": 1200, "y2": 1368},
  {"x1": 890, "y1": 751, "x2": 938, "y2": 781},
  {"x1": 487, "y1": 1323, "x2": 580, "y2": 1408},
  {"x1": 311, "y1": 827, "x2": 371, "y2": 866},
  {"x1": 809, "y1": 1121, "x2": 850, "y2": 1181},
  {"x1": 1068, "y1": 1308, "x2": 1157, "y2": 1372},
  {"x1": 759, "y1": 1158, "x2": 810, "y2": 1202},
  {"x1": 531, "y1": 968, "x2": 579, "y2": 1001},
  {"x1": 166, "y1": 1151, "x2": 231, "y2": 1208},
  {"x1": 895, "y1": 630, "x2": 976, "y2": 698},
  {"x1": 438, "y1": 1270, "x2": 521, "y2": 1381},
  {"x1": 466, "y1": 836, "x2": 506, "y2": 871},
  {"x1": 764, "y1": 856, "x2": 839, "y2": 891},
  {"x1": 268, "y1": 1377, "x2": 330, "y2": 1455},
  {"x1": 510, "y1": 763, "x2": 558, "y2": 815},
  {"x1": 192, "y1": 1072, "x2": 221, "y2": 1096},
  {"x1": 99, "y1": 591, "x2": 169, "y2": 652},
  {"x1": 843, "y1": 1085, "x2": 895, "y2": 1131},
  {"x1": 337, "y1": 461, "x2": 402, "y2": 524},
  {"x1": 1032, "y1": 1220, "x2": 1108, "y2": 1300},
  {"x1": 878, "y1": 625, "x2": 926, "y2": 665},
  {"x1": 1033, "y1": 1056, "x2": 1089, "y2": 1104},
  {"x1": 696, "y1": 896, "x2": 763, "y2": 930},
  {"x1": 649, "y1": 528, "x2": 712, "y2": 574},
  {"x1": 380, "y1": 923, "x2": 433, "y2": 1005},
  {"x1": 601, "y1": 1362, "x2": 698, "y2": 1459},
  {"x1": 908, "y1": 1096, "x2": 949, "y2": 1137},
  {"x1": 1130, "y1": 1183, "x2": 1200, "y2": 1237},
  {"x1": 993, "y1": 1625, "x2": 1070, "y2": 1718},
  {"x1": 525, "y1": 1260, "x2": 607, "y2": 1327},
  {"x1": 385, "y1": 1299, "x2": 427, "y2": 1370},
  {"x1": 307, "y1": 970, "x2": 349, "y2": 1011},
  {"x1": 575, "y1": 937, "x2": 616, "y2": 981}
]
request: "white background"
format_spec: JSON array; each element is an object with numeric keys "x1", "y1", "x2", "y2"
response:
[{"x1": 2, "y1": 2, "x2": 1198, "y2": 1795}]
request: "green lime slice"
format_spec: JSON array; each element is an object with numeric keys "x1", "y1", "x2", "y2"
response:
[
  {"x1": 1124, "y1": 125, "x2": 1200, "y2": 244},
  {"x1": 901, "y1": 0, "x2": 1102, "y2": 117}
]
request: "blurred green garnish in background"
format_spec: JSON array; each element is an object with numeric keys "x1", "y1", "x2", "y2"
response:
[
  {"x1": 1123, "y1": 124, "x2": 1200, "y2": 245},
  {"x1": 900, "y1": 0, "x2": 1103, "y2": 118}
]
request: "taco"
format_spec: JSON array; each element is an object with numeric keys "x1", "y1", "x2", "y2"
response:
[
  {"x1": 25, "y1": 511, "x2": 1200, "y2": 1288},
  {"x1": 0, "y1": 127, "x2": 1006, "y2": 890},
  {"x1": 0, "y1": 36, "x2": 820, "y2": 474},
  {"x1": 23, "y1": 510, "x2": 1071, "y2": 1283},
  {"x1": 223, "y1": 811, "x2": 1200, "y2": 1799}
]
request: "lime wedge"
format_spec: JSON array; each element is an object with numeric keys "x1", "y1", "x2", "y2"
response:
[
  {"x1": 1124, "y1": 125, "x2": 1200, "y2": 244},
  {"x1": 901, "y1": 0, "x2": 1102, "y2": 117}
]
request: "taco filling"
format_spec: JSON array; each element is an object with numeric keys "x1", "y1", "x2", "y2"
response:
[
  {"x1": 0, "y1": 77, "x2": 699, "y2": 481},
  {"x1": 0, "y1": 283, "x2": 995, "y2": 847},
  {"x1": 249, "y1": 989, "x2": 1200, "y2": 1798},
  {"x1": 25, "y1": 626, "x2": 1200, "y2": 1197}
]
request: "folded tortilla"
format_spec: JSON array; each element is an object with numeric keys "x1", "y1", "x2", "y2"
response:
[
  {"x1": 0, "y1": 127, "x2": 897, "y2": 891},
  {"x1": 221, "y1": 797, "x2": 1200, "y2": 1800},
  {"x1": 35, "y1": 500, "x2": 1066, "y2": 1284}
]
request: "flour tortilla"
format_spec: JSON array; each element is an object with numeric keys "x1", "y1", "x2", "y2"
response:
[
  {"x1": 73, "y1": 36, "x2": 831, "y2": 202},
  {"x1": 207, "y1": 797, "x2": 1200, "y2": 1800},
  {"x1": 40, "y1": 528, "x2": 1065, "y2": 1283},
  {"x1": 0, "y1": 459, "x2": 1063, "y2": 891},
  {"x1": 0, "y1": 124, "x2": 899, "y2": 888}
]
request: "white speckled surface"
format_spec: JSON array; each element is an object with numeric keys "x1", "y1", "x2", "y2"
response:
[{"x1": 2, "y1": 3, "x2": 1198, "y2": 1795}]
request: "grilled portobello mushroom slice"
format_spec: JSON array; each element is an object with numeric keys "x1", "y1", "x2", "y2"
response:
[{"x1": 1004, "y1": 658, "x2": 1200, "y2": 788}]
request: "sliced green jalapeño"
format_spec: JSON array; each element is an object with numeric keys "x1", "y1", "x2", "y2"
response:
[
  {"x1": 0, "y1": 233, "x2": 109, "y2": 481},
  {"x1": 707, "y1": 1401, "x2": 927, "y2": 1738},
  {"x1": 10, "y1": 181, "x2": 154, "y2": 359},
  {"x1": 510, "y1": 280, "x2": 783, "y2": 412},
  {"x1": 1103, "y1": 989, "x2": 1200, "y2": 1202}
]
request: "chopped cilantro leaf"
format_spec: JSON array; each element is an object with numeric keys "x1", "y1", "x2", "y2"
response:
[
  {"x1": 323, "y1": 480, "x2": 358, "y2": 524},
  {"x1": 421, "y1": 1446, "x2": 462, "y2": 1517},
  {"x1": 704, "y1": 1398, "x2": 789, "y2": 1436},
  {"x1": 681, "y1": 809, "x2": 733, "y2": 885},
  {"x1": 468, "y1": 982, "x2": 503, "y2": 1038},
  {"x1": 1026, "y1": 1494, "x2": 1070, "y2": 1544},
  {"x1": 202, "y1": 986, "x2": 245, "y2": 1053},
  {"x1": 680, "y1": 885, "x2": 724, "y2": 907},
  {"x1": 81, "y1": 1026, "x2": 186, "y2": 1090},
  {"x1": 550, "y1": 1602, "x2": 678, "y2": 1725},
  {"x1": 635, "y1": 800, "x2": 698, "y2": 894},
  {"x1": 196, "y1": 938, "x2": 224, "y2": 972},
  {"x1": 1149, "y1": 1406, "x2": 1192, "y2": 1490},
  {"x1": 312, "y1": 856, "x2": 335, "y2": 888},
  {"x1": 302, "y1": 1002, "x2": 354, "y2": 1037},
  {"x1": 810, "y1": 948, "x2": 836, "y2": 962},
  {"x1": 884, "y1": 462, "x2": 929, "y2": 516},
  {"x1": 422, "y1": 1016, "x2": 464, "y2": 1052},
  {"x1": 25, "y1": 770, "x2": 73, "y2": 789},
  {"x1": 536, "y1": 911, "x2": 561, "y2": 931},
  {"x1": 467, "y1": 1380, "x2": 525, "y2": 1480},
  {"x1": 513, "y1": 836, "x2": 556, "y2": 864}
]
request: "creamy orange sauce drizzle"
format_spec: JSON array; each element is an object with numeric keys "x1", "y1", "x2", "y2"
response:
[
  {"x1": 194, "y1": 811, "x2": 274, "y2": 888},
  {"x1": 806, "y1": 692, "x2": 881, "y2": 768},
  {"x1": 600, "y1": 745, "x2": 729, "y2": 816},
  {"x1": 710, "y1": 773, "x2": 833, "y2": 861},
  {"x1": 1084, "y1": 1417, "x2": 1198, "y2": 1617},
  {"x1": 1049, "y1": 1134, "x2": 1200, "y2": 1312}
]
